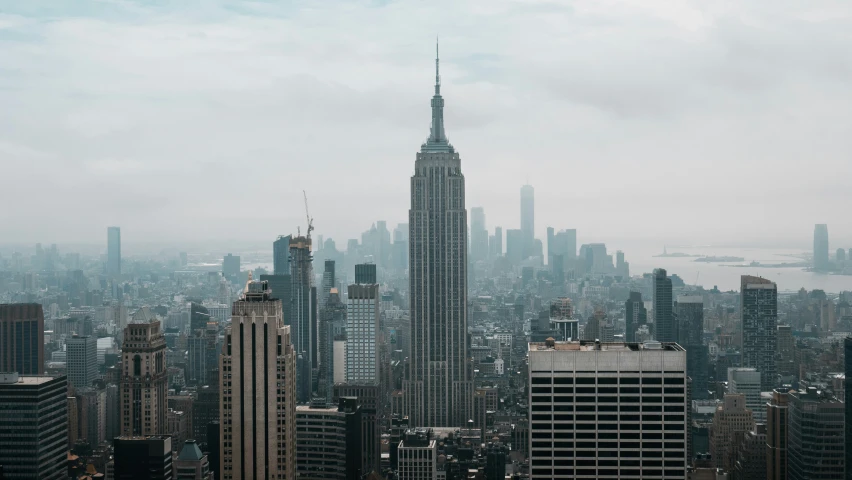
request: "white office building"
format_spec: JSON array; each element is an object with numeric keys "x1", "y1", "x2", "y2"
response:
[
  {"x1": 727, "y1": 367, "x2": 764, "y2": 422},
  {"x1": 346, "y1": 283, "x2": 380, "y2": 384},
  {"x1": 528, "y1": 340, "x2": 688, "y2": 479}
]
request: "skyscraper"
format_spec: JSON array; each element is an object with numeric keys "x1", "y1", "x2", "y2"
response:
[
  {"x1": 273, "y1": 235, "x2": 292, "y2": 276},
  {"x1": 676, "y1": 295, "x2": 708, "y2": 399},
  {"x1": 67, "y1": 335, "x2": 98, "y2": 390},
  {"x1": 220, "y1": 278, "x2": 296, "y2": 480},
  {"x1": 505, "y1": 229, "x2": 524, "y2": 264},
  {"x1": 290, "y1": 234, "x2": 315, "y2": 402},
  {"x1": 528, "y1": 340, "x2": 689, "y2": 479},
  {"x1": 813, "y1": 223, "x2": 830, "y2": 271},
  {"x1": 346, "y1": 268, "x2": 380, "y2": 385},
  {"x1": 652, "y1": 268, "x2": 674, "y2": 342},
  {"x1": 108, "y1": 226, "x2": 121, "y2": 278},
  {"x1": 320, "y1": 260, "x2": 336, "y2": 307},
  {"x1": 0, "y1": 303, "x2": 45, "y2": 375},
  {"x1": 788, "y1": 387, "x2": 845, "y2": 480},
  {"x1": 490, "y1": 226, "x2": 503, "y2": 258},
  {"x1": 766, "y1": 389, "x2": 789, "y2": 480},
  {"x1": 624, "y1": 292, "x2": 647, "y2": 343},
  {"x1": 845, "y1": 337, "x2": 852, "y2": 479},
  {"x1": 222, "y1": 253, "x2": 240, "y2": 279},
  {"x1": 740, "y1": 275, "x2": 777, "y2": 390},
  {"x1": 121, "y1": 321, "x2": 167, "y2": 436},
  {"x1": 0, "y1": 373, "x2": 68, "y2": 480},
  {"x1": 520, "y1": 184, "x2": 534, "y2": 258},
  {"x1": 318, "y1": 289, "x2": 346, "y2": 403},
  {"x1": 470, "y1": 207, "x2": 488, "y2": 262},
  {"x1": 405, "y1": 44, "x2": 473, "y2": 428}
]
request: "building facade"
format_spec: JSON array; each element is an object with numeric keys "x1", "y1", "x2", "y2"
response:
[
  {"x1": 766, "y1": 389, "x2": 788, "y2": 480},
  {"x1": 290, "y1": 234, "x2": 315, "y2": 403},
  {"x1": 346, "y1": 280, "x2": 380, "y2": 384},
  {"x1": 787, "y1": 387, "x2": 845, "y2": 480},
  {"x1": 405, "y1": 45, "x2": 473, "y2": 428},
  {"x1": 813, "y1": 224, "x2": 829, "y2": 271},
  {"x1": 528, "y1": 340, "x2": 688, "y2": 479},
  {"x1": 652, "y1": 269, "x2": 674, "y2": 342},
  {"x1": 67, "y1": 334, "x2": 98, "y2": 390},
  {"x1": 113, "y1": 436, "x2": 173, "y2": 480},
  {"x1": 624, "y1": 292, "x2": 647, "y2": 343},
  {"x1": 108, "y1": 226, "x2": 121, "y2": 278},
  {"x1": 0, "y1": 303, "x2": 45, "y2": 375},
  {"x1": 121, "y1": 321, "x2": 168, "y2": 436},
  {"x1": 220, "y1": 279, "x2": 296, "y2": 480},
  {"x1": 0, "y1": 373, "x2": 68, "y2": 480},
  {"x1": 740, "y1": 276, "x2": 777, "y2": 390},
  {"x1": 398, "y1": 428, "x2": 438, "y2": 480}
]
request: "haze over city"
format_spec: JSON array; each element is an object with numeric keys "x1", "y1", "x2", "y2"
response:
[{"x1": 2, "y1": 0, "x2": 851, "y2": 246}]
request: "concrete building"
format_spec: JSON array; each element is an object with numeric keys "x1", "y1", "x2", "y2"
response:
[
  {"x1": 220, "y1": 278, "x2": 296, "y2": 480},
  {"x1": 813, "y1": 224, "x2": 830, "y2": 271},
  {"x1": 398, "y1": 428, "x2": 438, "y2": 480},
  {"x1": 121, "y1": 321, "x2": 167, "y2": 437},
  {"x1": 67, "y1": 334, "x2": 98, "y2": 390},
  {"x1": 295, "y1": 398, "x2": 363, "y2": 480},
  {"x1": 173, "y1": 439, "x2": 213, "y2": 480},
  {"x1": 346, "y1": 276, "x2": 380, "y2": 385},
  {"x1": 319, "y1": 288, "x2": 346, "y2": 403},
  {"x1": 0, "y1": 373, "x2": 68, "y2": 480},
  {"x1": 788, "y1": 387, "x2": 845, "y2": 480},
  {"x1": 710, "y1": 394, "x2": 755, "y2": 472},
  {"x1": 766, "y1": 389, "x2": 788, "y2": 480},
  {"x1": 405, "y1": 45, "x2": 473, "y2": 428},
  {"x1": 0, "y1": 303, "x2": 45, "y2": 375},
  {"x1": 653, "y1": 269, "x2": 674, "y2": 342},
  {"x1": 113, "y1": 436, "x2": 173, "y2": 480},
  {"x1": 731, "y1": 424, "x2": 766, "y2": 480},
  {"x1": 624, "y1": 292, "x2": 647, "y2": 343},
  {"x1": 740, "y1": 276, "x2": 777, "y2": 390},
  {"x1": 727, "y1": 368, "x2": 764, "y2": 423},
  {"x1": 108, "y1": 226, "x2": 121, "y2": 279},
  {"x1": 528, "y1": 340, "x2": 689, "y2": 479}
]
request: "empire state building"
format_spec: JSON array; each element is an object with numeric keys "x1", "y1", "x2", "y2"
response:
[{"x1": 405, "y1": 43, "x2": 473, "y2": 427}]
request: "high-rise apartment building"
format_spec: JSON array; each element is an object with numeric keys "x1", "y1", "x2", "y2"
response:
[
  {"x1": 528, "y1": 340, "x2": 689, "y2": 479},
  {"x1": 0, "y1": 303, "x2": 45, "y2": 375},
  {"x1": 766, "y1": 388, "x2": 789, "y2": 480},
  {"x1": 67, "y1": 334, "x2": 98, "y2": 390},
  {"x1": 273, "y1": 235, "x2": 292, "y2": 276},
  {"x1": 740, "y1": 275, "x2": 777, "y2": 390},
  {"x1": 220, "y1": 279, "x2": 296, "y2": 480},
  {"x1": 520, "y1": 184, "x2": 535, "y2": 258},
  {"x1": 0, "y1": 373, "x2": 68, "y2": 480},
  {"x1": 710, "y1": 393, "x2": 755, "y2": 472},
  {"x1": 333, "y1": 384, "x2": 381, "y2": 476},
  {"x1": 653, "y1": 269, "x2": 674, "y2": 342},
  {"x1": 222, "y1": 253, "x2": 240, "y2": 279},
  {"x1": 676, "y1": 295, "x2": 708, "y2": 399},
  {"x1": 405, "y1": 45, "x2": 473, "y2": 428},
  {"x1": 121, "y1": 321, "x2": 168, "y2": 436},
  {"x1": 346, "y1": 268, "x2": 380, "y2": 385},
  {"x1": 470, "y1": 207, "x2": 488, "y2": 262},
  {"x1": 624, "y1": 292, "x2": 647, "y2": 343},
  {"x1": 813, "y1": 223, "x2": 830, "y2": 271},
  {"x1": 788, "y1": 387, "x2": 845, "y2": 480},
  {"x1": 290, "y1": 234, "x2": 316, "y2": 403},
  {"x1": 108, "y1": 226, "x2": 121, "y2": 278},
  {"x1": 113, "y1": 436, "x2": 173, "y2": 480}
]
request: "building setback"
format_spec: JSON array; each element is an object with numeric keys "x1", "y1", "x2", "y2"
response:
[
  {"x1": 220, "y1": 278, "x2": 296, "y2": 480},
  {"x1": 528, "y1": 340, "x2": 688, "y2": 479},
  {"x1": 0, "y1": 303, "x2": 45, "y2": 375},
  {"x1": 0, "y1": 373, "x2": 68, "y2": 480},
  {"x1": 405, "y1": 43, "x2": 473, "y2": 428}
]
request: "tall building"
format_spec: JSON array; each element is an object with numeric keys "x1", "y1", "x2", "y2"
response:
[
  {"x1": 333, "y1": 384, "x2": 381, "y2": 475},
  {"x1": 0, "y1": 303, "x2": 45, "y2": 375},
  {"x1": 727, "y1": 367, "x2": 764, "y2": 422},
  {"x1": 295, "y1": 398, "x2": 363, "y2": 480},
  {"x1": 113, "y1": 436, "x2": 173, "y2": 480},
  {"x1": 318, "y1": 289, "x2": 346, "y2": 403},
  {"x1": 505, "y1": 229, "x2": 524, "y2": 264},
  {"x1": 470, "y1": 207, "x2": 488, "y2": 262},
  {"x1": 346, "y1": 269, "x2": 380, "y2": 385},
  {"x1": 67, "y1": 335, "x2": 98, "y2": 390},
  {"x1": 652, "y1": 268, "x2": 674, "y2": 342},
  {"x1": 846, "y1": 337, "x2": 852, "y2": 480},
  {"x1": 320, "y1": 260, "x2": 336, "y2": 307},
  {"x1": 220, "y1": 278, "x2": 296, "y2": 480},
  {"x1": 776, "y1": 324, "x2": 795, "y2": 378},
  {"x1": 520, "y1": 184, "x2": 534, "y2": 258},
  {"x1": 405, "y1": 44, "x2": 473, "y2": 428},
  {"x1": 290, "y1": 234, "x2": 316, "y2": 403},
  {"x1": 788, "y1": 387, "x2": 845, "y2": 480},
  {"x1": 710, "y1": 393, "x2": 755, "y2": 472},
  {"x1": 813, "y1": 223, "x2": 830, "y2": 271},
  {"x1": 528, "y1": 340, "x2": 689, "y2": 479},
  {"x1": 740, "y1": 275, "x2": 777, "y2": 390},
  {"x1": 547, "y1": 229, "x2": 577, "y2": 261},
  {"x1": 676, "y1": 295, "x2": 708, "y2": 399},
  {"x1": 0, "y1": 373, "x2": 68, "y2": 480},
  {"x1": 121, "y1": 321, "x2": 168, "y2": 436},
  {"x1": 355, "y1": 263, "x2": 377, "y2": 285},
  {"x1": 273, "y1": 235, "x2": 292, "y2": 276},
  {"x1": 108, "y1": 226, "x2": 121, "y2": 278},
  {"x1": 222, "y1": 253, "x2": 240, "y2": 279},
  {"x1": 766, "y1": 389, "x2": 789, "y2": 480},
  {"x1": 398, "y1": 428, "x2": 438, "y2": 480},
  {"x1": 624, "y1": 292, "x2": 647, "y2": 343},
  {"x1": 490, "y1": 226, "x2": 503, "y2": 258}
]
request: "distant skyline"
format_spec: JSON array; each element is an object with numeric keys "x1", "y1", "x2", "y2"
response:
[{"x1": 2, "y1": 1, "x2": 851, "y2": 245}]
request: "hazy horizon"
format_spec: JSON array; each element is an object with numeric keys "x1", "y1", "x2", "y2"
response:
[{"x1": 2, "y1": 1, "x2": 851, "y2": 246}]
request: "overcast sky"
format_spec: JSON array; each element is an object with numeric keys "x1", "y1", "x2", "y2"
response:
[{"x1": 1, "y1": 0, "x2": 851, "y2": 249}]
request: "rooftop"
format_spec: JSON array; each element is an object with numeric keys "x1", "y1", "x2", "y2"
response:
[{"x1": 529, "y1": 340, "x2": 684, "y2": 352}]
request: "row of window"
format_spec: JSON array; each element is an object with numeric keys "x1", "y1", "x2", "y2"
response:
[{"x1": 531, "y1": 377, "x2": 684, "y2": 385}]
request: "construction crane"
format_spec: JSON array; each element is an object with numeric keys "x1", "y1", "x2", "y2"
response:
[{"x1": 303, "y1": 190, "x2": 314, "y2": 239}]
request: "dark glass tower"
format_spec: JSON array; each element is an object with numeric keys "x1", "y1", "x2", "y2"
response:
[
  {"x1": 405, "y1": 43, "x2": 472, "y2": 427},
  {"x1": 676, "y1": 295, "x2": 709, "y2": 399},
  {"x1": 653, "y1": 268, "x2": 674, "y2": 342},
  {"x1": 0, "y1": 303, "x2": 45, "y2": 375},
  {"x1": 740, "y1": 275, "x2": 777, "y2": 390}
]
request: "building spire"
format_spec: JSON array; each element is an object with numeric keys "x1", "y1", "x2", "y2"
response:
[
  {"x1": 425, "y1": 37, "x2": 451, "y2": 152},
  {"x1": 435, "y1": 36, "x2": 440, "y2": 95}
]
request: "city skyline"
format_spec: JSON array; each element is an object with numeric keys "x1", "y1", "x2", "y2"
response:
[{"x1": 2, "y1": 1, "x2": 852, "y2": 245}]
